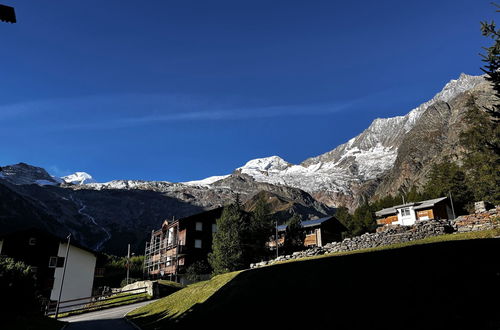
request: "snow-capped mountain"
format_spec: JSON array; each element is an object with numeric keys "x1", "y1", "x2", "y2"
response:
[
  {"x1": 0, "y1": 163, "x2": 63, "y2": 186},
  {"x1": 182, "y1": 175, "x2": 230, "y2": 187},
  {"x1": 62, "y1": 172, "x2": 96, "y2": 185},
  {"x1": 0, "y1": 72, "x2": 492, "y2": 254},
  {"x1": 218, "y1": 73, "x2": 485, "y2": 201}
]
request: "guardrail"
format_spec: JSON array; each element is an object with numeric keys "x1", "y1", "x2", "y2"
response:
[{"x1": 45, "y1": 286, "x2": 148, "y2": 317}]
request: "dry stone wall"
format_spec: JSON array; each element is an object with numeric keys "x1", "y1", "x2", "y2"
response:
[{"x1": 251, "y1": 207, "x2": 500, "y2": 269}]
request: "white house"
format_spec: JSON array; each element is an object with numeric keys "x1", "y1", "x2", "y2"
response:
[{"x1": 49, "y1": 241, "x2": 97, "y2": 303}]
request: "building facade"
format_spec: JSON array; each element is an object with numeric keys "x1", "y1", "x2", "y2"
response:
[
  {"x1": 144, "y1": 207, "x2": 223, "y2": 283},
  {"x1": 270, "y1": 216, "x2": 347, "y2": 249},
  {"x1": 375, "y1": 197, "x2": 454, "y2": 226},
  {"x1": 0, "y1": 228, "x2": 98, "y2": 305}
]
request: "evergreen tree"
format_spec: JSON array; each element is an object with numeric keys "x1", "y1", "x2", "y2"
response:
[
  {"x1": 283, "y1": 214, "x2": 305, "y2": 253},
  {"x1": 422, "y1": 160, "x2": 472, "y2": 214},
  {"x1": 248, "y1": 194, "x2": 273, "y2": 260},
  {"x1": 480, "y1": 9, "x2": 500, "y2": 125},
  {"x1": 334, "y1": 206, "x2": 353, "y2": 229},
  {"x1": 208, "y1": 203, "x2": 244, "y2": 274},
  {"x1": 459, "y1": 95, "x2": 500, "y2": 205}
]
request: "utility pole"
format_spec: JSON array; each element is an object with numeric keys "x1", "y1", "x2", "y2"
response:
[
  {"x1": 449, "y1": 191, "x2": 456, "y2": 220},
  {"x1": 126, "y1": 243, "x2": 131, "y2": 285},
  {"x1": 54, "y1": 234, "x2": 71, "y2": 320}
]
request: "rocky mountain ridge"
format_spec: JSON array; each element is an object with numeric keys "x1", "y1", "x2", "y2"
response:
[{"x1": 0, "y1": 73, "x2": 492, "y2": 254}]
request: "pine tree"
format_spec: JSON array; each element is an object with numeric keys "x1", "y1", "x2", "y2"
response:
[
  {"x1": 208, "y1": 204, "x2": 244, "y2": 274},
  {"x1": 480, "y1": 9, "x2": 500, "y2": 125},
  {"x1": 248, "y1": 194, "x2": 273, "y2": 260},
  {"x1": 283, "y1": 214, "x2": 305, "y2": 253},
  {"x1": 422, "y1": 160, "x2": 472, "y2": 214},
  {"x1": 459, "y1": 96, "x2": 500, "y2": 205}
]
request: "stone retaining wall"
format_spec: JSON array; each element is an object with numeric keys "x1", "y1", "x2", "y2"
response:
[
  {"x1": 250, "y1": 207, "x2": 499, "y2": 269},
  {"x1": 452, "y1": 207, "x2": 500, "y2": 233}
]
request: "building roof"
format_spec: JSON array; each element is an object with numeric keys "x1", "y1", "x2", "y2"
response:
[
  {"x1": 375, "y1": 197, "x2": 448, "y2": 217},
  {"x1": 0, "y1": 227, "x2": 98, "y2": 255},
  {"x1": 277, "y1": 216, "x2": 346, "y2": 232}
]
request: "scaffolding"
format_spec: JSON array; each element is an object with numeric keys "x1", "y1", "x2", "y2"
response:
[{"x1": 144, "y1": 219, "x2": 185, "y2": 282}]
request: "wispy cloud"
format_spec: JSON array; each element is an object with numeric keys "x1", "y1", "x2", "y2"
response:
[{"x1": 0, "y1": 91, "x2": 378, "y2": 131}]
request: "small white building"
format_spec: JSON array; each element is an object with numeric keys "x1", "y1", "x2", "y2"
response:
[
  {"x1": 375, "y1": 197, "x2": 455, "y2": 226},
  {"x1": 0, "y1": 228, "x2": 98, "y2": 305}
]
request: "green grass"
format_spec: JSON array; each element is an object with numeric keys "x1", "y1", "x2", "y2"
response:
[
  {"x1": 53, "y1": 280, "x2": 184, "y2": 318},
  {"x1": 127, "y1": 229, "x2": 500, "y2": 330},
  {"x1": 52, "y1": 292, "x2": 152, "y2": 318},
  {"x1": 127, "y1": 271, "x2": 240, "y2": 326},
  {"x1": 272, "y1": 227, "x2": 500, "y2": 265}
]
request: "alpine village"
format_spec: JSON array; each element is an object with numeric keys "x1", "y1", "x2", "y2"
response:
[{"x1": 1, "y1": 3, "x2": 500, "y2": 330}]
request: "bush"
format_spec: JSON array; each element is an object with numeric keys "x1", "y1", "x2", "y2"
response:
[{"x1": 0, "y1": 256, "x2": 41, "y2": 317}]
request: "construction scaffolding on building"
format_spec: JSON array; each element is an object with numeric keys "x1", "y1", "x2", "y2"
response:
[{"x1": 143, "y1": 218, "x2": 185, "y2": 282}]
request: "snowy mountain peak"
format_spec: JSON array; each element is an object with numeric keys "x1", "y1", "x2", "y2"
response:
[
  {"x1": 238, "y1": 156, "x2": 292, "y2": 173},
  {"x1": 0, "y1": 163, "x2": 62, "y2": 186},
  {"x1": 62, "y1": 172, "x2": 96, "y2": 185}
]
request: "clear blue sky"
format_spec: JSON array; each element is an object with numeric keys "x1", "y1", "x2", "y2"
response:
[{"x1": 0, "y1": 0, "x2": 495, "y2": 182}]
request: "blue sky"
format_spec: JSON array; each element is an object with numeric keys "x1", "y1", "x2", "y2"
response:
[{"x1": 0, "y1": 0, "x2": 495, "y2": 182}]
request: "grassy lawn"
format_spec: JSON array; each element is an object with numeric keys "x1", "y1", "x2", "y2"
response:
[
  {"x1": 54, "y1": 280, "x2": 184, "y2": 318},
  {"x1": 128, "y1": 271, "x2": 240, "y2": 327},
  {"x1": 128, "y1": 229, "x2": 500, "y2": 330}
]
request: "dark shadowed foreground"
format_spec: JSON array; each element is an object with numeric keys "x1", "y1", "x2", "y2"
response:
[{"x1": 131, "y1": 238, "x2": 500, "y2": 330}]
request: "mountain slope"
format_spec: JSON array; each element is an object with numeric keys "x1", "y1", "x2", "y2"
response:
[{"x1": 214, "y1": 73, "x2": 486, "y2": 209}]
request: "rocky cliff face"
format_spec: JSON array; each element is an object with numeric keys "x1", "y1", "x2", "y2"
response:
[
  {"x1": 374, "y1": 79, "x2": 496, "y2": 197},
  {"x1": 214, "y1": 73, "x2": 487, "y2": 209}
]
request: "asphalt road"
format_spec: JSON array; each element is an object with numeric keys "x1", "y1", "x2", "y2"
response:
[{"x1": 61, "y1": 300, "x2": 155, "y2": 330}]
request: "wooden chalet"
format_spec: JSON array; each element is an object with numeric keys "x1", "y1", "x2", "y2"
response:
[
  {"x1": 375, "y1": 196, "x2": 454, "y2": 226},
  {"x1": 270, "y1": 216, "x2": 347, "y2": 248}
]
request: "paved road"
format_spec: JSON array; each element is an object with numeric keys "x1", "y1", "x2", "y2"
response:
[{"x1": 61, "y1": 300, "x2": 154, "y2": 330}]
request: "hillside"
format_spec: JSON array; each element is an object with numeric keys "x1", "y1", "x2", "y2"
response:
[
  {"x1": 0, "y1": 165, "x2": 332, "y2": 254},
  {"x1": 129, "y1": 231, "x2": 500, "y2": 330}
]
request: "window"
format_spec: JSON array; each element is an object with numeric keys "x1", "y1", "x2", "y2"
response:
[
  {"x1": 94, "y1": 268, "x2": 105, "y2": 277},
  {"x1": 28, "y1": 237, "x2": 37, "y2": 246},
  {"x1": 48, "y1": 256, "x2": 58, "y2": 268},
  {"x1": 212, "y1": 223, "x2": 217, "y2": 233},
  {"x1": 56, "y1": 257, "x2": 65, "y2": 267},
  {"x1": 195, "y1": 222, "x2": 203, "y2": 231},
  {"x1": 194, "y1": 239, "x2": 202, "y2": 249},
  {"x1": 400, "y1": 208, "x2": 411, "y2": 217}
]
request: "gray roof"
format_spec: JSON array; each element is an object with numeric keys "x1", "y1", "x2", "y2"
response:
[
  {"x1": 375, "y1": 197, "x2": 448, "y2": 217},
  {"x1": 277, "y1": 216, "x2": 334, "y2": 232}
]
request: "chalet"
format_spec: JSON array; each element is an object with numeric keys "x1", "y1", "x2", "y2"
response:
[
  {"x1": 375, "y1": 196, "x2": 455, "y2": 226},
  {"x1": 0, "y1": 228, "x2": 98, "y2": 305},
  {"x1": 270, "y1": 216, "x2": 347, "y2": 248},
  {"x1": 144, "y1": 207, "x2": 223, "y2": 284}
]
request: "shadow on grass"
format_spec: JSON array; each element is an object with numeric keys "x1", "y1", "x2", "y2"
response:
[{"x1": 137, "y1": 238, "x2": 500, "y2": 330}]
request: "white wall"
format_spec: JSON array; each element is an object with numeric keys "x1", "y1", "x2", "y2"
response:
[
  {"x1": 396, "y1": 207, "x2": 417, "y2": 226},
  {"x1": 50, "y1": 243, "x2": 96, "y2": 303}
]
